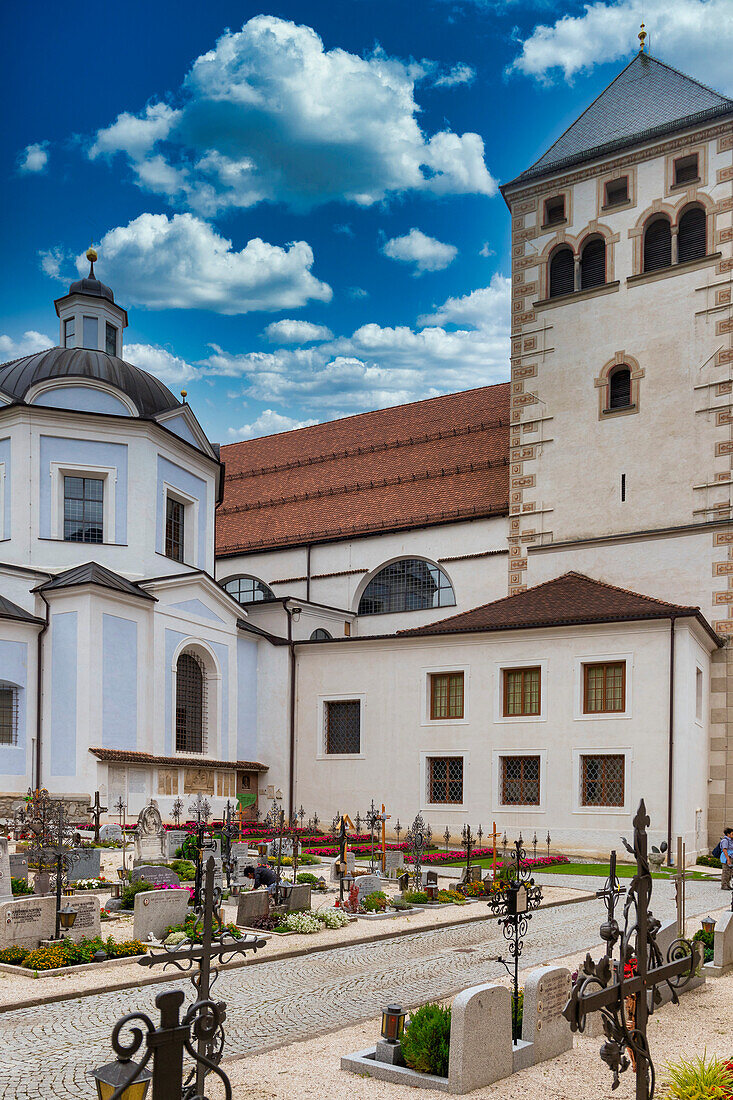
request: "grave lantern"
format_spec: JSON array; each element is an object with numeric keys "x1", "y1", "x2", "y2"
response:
[
  {"x1": 58, "y1": 903, "x2": 77, "y2": 931},
  {"x1": 90, "y1": 1058, "x2": 152, "y2": 1100},
  {"x1": 380, "y1": 1005, "x2": 406, "y2": 1044},
  {"x1": 701, "y1": 915, "x2": 717, "y2": 935},
  {"x1": 426, "y1": 883, "x2": 439, "y2": 903}
]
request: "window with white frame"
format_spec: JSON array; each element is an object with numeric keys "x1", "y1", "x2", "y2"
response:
[
  {"x1": 427, "y1": 756, "x2": 463, "y2": 804},
  {"x1": 429, "y1": 672, "x2": 464, "y2": 720},
  {"x1": 63, "y1": 475, "x2": 104, "y2": 543},
  {"x1": 166, "y1": 496, "x2": 185, "y2": 562},
  {"x1": 63, "y1": 317, "x2": 75, "y2": 347},
  {"x1": 500, "y1": 754, "x2": 540, "y2": 805},
  {"x1": 583, "y1": 661, "x2": 626, "y2": 713},
  {"x1": 175, "y1": 651, "x2": 207, "y2": 754},
  {"x1": 0, "y1": 686, "x2": 18, "y2": 745},
  {"x1": 502, "y1": 667, "x2": 541, "y2": 717},
  {"x1": 580, "y1": 754, "x2": 625, "y2": 807},
  {"x1": 324, "y1": 700, "x2": 361, "y2": 754}
]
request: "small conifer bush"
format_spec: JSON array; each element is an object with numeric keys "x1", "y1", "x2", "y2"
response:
[{"x1": 400, "y1": 1003, "x2": 451, "y2": 1077}]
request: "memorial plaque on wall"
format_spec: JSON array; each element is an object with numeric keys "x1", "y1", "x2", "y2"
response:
[{"x1": 184, "y1": 768, "x2": 215, "y2": 795}]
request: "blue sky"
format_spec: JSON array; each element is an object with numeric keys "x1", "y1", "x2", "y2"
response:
[{"x1": 1, "y1": 0, "x2": 730, "y2": 442}]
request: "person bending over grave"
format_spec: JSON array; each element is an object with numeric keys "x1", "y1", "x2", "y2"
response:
[{"x1": 243, "y1": 864, "x2": 278, "y2": 893}]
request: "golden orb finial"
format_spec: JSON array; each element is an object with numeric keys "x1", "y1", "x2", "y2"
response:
[
  {"x1": 638, "y1": 22, "x2": 647, "y2": 53},
  {"x1": 180, "y1": 389, "x2": 188, "y2": 403},
  {"x1": 86, "y1": 245, "x2": 98, "y2": 277}
]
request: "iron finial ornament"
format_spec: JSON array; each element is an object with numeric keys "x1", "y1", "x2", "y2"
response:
[
  {"x1": 638, "y1": 22, "x2": 647, "y2": 53},
  {"x1": 86, "y1": 245, "x2": 97, "y2": 277}
]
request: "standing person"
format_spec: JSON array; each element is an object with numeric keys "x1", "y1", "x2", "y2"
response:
[{"x1": 720, "y1": 828, "x2": 733, "y2": 890}]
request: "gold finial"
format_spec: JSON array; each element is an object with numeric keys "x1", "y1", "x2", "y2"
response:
[
  {"x1": 638, "y1": 22, "x2": 647, "y2": 53},
  {"x1": 86, "y1": 245, "x2": 98, "y2": 277},
  {"x1": 180, "y1": 390, "x2": 188, "y2": 403}
]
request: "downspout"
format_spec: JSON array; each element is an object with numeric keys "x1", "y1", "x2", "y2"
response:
[
  {"x1": 35, "y1": 591, "x2": 50, "y2": 791},
  {"x1": 306, "y1": 544, "x2": 312, "y2": 603},
  {"x1": 285, "y1": 606, "x2": 296, "y2": 817},
  {"x1": 666, "y1": 616, "x2": 676, "y2": 865}
]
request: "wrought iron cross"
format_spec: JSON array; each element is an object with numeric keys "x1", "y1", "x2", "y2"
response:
[
  {"x1": 87, "y1": 790, "x2": 108, "y2": 843},
  {"x1": 171, "y1": 797, "x2": 184, "y2": 827},
  {"x1": 461, "y1": 824, "x2": 475, "y2": 875},
  {"x1": 596, "y1": 850, "x2": 627, "y2": 957},
  {"x1": 406, "y1": 812, "x2": 432, "y2": 891}
]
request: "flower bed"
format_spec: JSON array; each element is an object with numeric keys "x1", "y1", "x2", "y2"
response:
[
  {"x1": 418, "y1": 851, "x2": 570, "y2": 868},
  {"x1": 69, "y1": 877, "x2": 112, "y2": 890},
  {"x1": 0, "y1": 936, "x2": 147, "y2": 971}
]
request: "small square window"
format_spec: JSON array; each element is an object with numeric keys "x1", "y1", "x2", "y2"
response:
[
  {"x1": 63, "y1": 317, "x2": 75, "y2": 348},
  {"x1": 544, "y1": 195, "x2": 565, "y2": 226},
  {"x1": 583, "y1": 662, "x2": 626, "y2": 713},
  {"x1": 604, "y1": 177, "x2": 628, "y2": 206},
  {"x1": 429, "y1": 672, "x2": 464, "y2": 719},
  {"x1": 674, "y1": 153, "x2": 699, "y2": 187},
  {"x1": 165, "y1": 497, "x2": 185, "y2": 562},
  {"x1": 581, "y1": 754, "x2": 625, "y2": 807},
  {"x1": 503, "y1": 667, "x2": 541, "y2": 716},
  {"x1": 105, "y1": 322, "x2": 117, "y2": 356},
  {"x1": 428, "y1": 756, "x2": 463, "y2": 804},
  {"x1": 501, "y1": 755, "x2": 540, "y2": 805},
  {"x1": 324, "y1": 700, "x2": 361, "y2": 754}
]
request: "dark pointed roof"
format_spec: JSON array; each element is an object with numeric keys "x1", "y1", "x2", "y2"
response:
[
  {"x1": 399, "y1": 572, "x2": 722, "y2": 645},
  {"x1": 36, "y1": 562, "x2": 156, "y2": 601},
  {"x1": 0, "y1": 594, "x2": 45, "y2": 625},
  {"x1": 0, "y1": 346, "x2": 180, "y2": 418},
  {"x1": 504, "y1": 53, "x2": 733, "y2": 189}
]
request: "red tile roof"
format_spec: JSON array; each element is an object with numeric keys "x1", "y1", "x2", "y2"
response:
[
  {"x1": 89, "y1": 748, "x2": 268, "y2": 771},
  {"x1": 399, "y1": 572, "x2": 721, "y2": 643},
  {"x1": 217, "y1": 383, "x2": 510, "y2": 554}
]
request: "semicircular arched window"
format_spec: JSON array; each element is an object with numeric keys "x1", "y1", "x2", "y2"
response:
[
  {"x1": 548, "y1": 246, "x2": 574, "y2": 298},
  {"x1": 580, "y1": 237, "x2": 606, "y2": 290},
  {"x1": 221, "y1": 575, "x2": 275, "y2": 605},
  {"x1": 643, "y1": 216, "x2": 672, "y2": 272},
  {"x1": 677, "y1": 205, "x2": 706, "y2": 264},
  {"x1": 175, "y1": 652, "x2": 206, "y2": 754},
  {"x1": 310, "y1": 628, "x2": 332, "y2": 641},
  {"x1": 358, "y1": 559, "x2": 455, "y2": 616}
]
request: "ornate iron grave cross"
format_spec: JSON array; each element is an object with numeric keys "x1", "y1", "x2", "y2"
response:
[
  {"x1": 406, "y1": 812, "x2": 432, "y2": 891},
  {"x1": 596, "y1": 850, "x2": 627, "y2": 958},
  {"x1": 487, "y1": 837, "x2": 543, "y2": 1043},
  {"x1": 461, "y1": 824, "x2": 475, "y2": 877},
  {"x1": 23, "y1": 791, "x2": 83, "y2": 938},
  {"x1": 171, "y1": 797, "x2": 184, "y2": 828},
  {"x1": 220, "y1": 801, "x2": 240, "y2": 891},
  {"x1": 188, "y1": 796, "x2": 217, "y2": 910},
  {"x1": 87, "y1": 790, "x2": 108, "y2": 843},
  {"x1": 365, "y1": 800, "x2": 381, "y2": 873},
  {"x1": 562, "y1": 801, "x2": 701, "y2": 1100}
]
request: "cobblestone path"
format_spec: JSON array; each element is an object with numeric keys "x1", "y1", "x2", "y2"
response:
[{"x1": 0, "y1": 876, "x2": 723, "y2": 1099}]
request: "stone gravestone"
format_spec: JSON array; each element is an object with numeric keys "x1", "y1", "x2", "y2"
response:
[
  {"x1": 133, "y1": 888, "x2": 189, "y2": 942},
  {"x1": 655, "y1": 919, "x2": 705, "y2": 999},
  {"x1": 99, "y1": 823, "x2": 123, "y2": 842},
  {"x1": 285, "y1": 884, "x2": 311, "y2": 912},
  {"x1": 166, "y1": 830, "x2": 188, "y2": 858},
  {"x1": 133, "y1": 801, "x2": 166, "y2": 863},
  {"x1": 64, "y1": 894, "x2": 101, "y2": 944},
  {"x1": 448, "y1": 983, "x2": 514, "y2": 1093},
  {"x1": 9, "y1": 853, "x2": 28, "y2": 883},
  {"x1": 384, "y1": 851, "x2": 403, "y2": 877},
  {"x1": 0, "y1": 838, "x2": 13, "y2": 902},
  {"x1": 130, "y1": 865, "x2": 180, "y2": 887},
  {"x1": 521, "y1": 966, "x2": 573, "y2": 1063},
  {"x1": 329, "y1": 851, "x2": 355, "y2": 882},
  {"x1": 231, "y1": 843, "x2": 251, "y2": 862},
  {"x1": 709, "y1": 911, "x2": 733, "y2": 976},
  {"x1": 356, "y1": 874, "x2": 382, "y2": 904},
  {"x1": 0, "y1": 896, "x2": 55, "y2": 948},
  {"x1": 68, "y1": 847, "x2": 101, "y2": 881},
  {"x1": 236, "y1": 890, "x2": 270, "y2": 927},
  {"x1": 33, "y1": 871, "x2": 51, "y2": 896}
]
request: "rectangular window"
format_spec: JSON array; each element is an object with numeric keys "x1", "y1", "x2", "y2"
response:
[
  {"x1": 165, "y1": 497, "x2": 185, "y2": 562},
  {"x1": 428, "y1": 756, "x2": 463, "y2": 804},
  {"x1": 105, "y1": 322, "x2": 117, "y2": 356},
  {"x1": 324, "y1": 700, "x2": 361, "y2": 754},
  {"x1": 82, "y1": 315, "x2": 99, "y2": 349},
  {"x1": 429, "y1": 672, "x2": 464, "y2": 719},
  {"x1": 501, "y1": 755, "x2": 540, "y2": 805},
  {"x1": 503, "y1": 667, "x2": 541, "y2": 717},
  {"x1": 604, "y1": 177, "x2": 628, "y2": 206},
  {"x1": 696, "y1": 667, "x2": 703, "y2": 722},
  {"x1": 581, "y1": 754, "x2": 625, "y2": 807},
  {"x1": 674, "y1": 153, "x2": 699, "y2": 186},
  {"x1": 583, "y1": 662, "x2": 626, "y2": 713},
  {"x1": 0, "y1": 688, "x2": 17, "y2": 745},
  {"x1": 544, "y1": 195, "x2": 565, "y2": 225},
  {"x1": 63, "y1": 475, "x2": 104, "y2": 543},
  {"x1": 63, "y1": 317, "x2": 75, "y2": 348}
]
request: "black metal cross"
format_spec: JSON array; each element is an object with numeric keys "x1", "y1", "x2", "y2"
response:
[
  {"x1": 406, "y1": 812, "x2": 432, "y2": 890},
  {"x1": 171, "y1": 797, "x2": 184, "y2": 827},
  {"x1": 220, "y1": 800, "x2": 240, "y2": 891},
  {"x1": 461, "y1": 824, "x2": 475, "y2": 876},
  {"x1": 87, "y1": 790, "x2": 108, "y2": 843},
  {"x1": 563, "y1": 801, "x2": 701, "y2": 1100},
  {"x1": 596, "y1": 850, "x2": 627, "y2": 958},
  {"x1": 365, "y1": 799, "x2": 380, "y2": 873}
]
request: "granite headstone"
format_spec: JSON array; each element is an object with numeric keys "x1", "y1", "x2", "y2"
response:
[
  {"x1": 130, "y1": 865, "x2": 180, "y2": 887},
  {"x1": 9, "y1": 853, "x2": 28, "y2": 884},
  {"x1": 134, "y1": 802, "x2": 166, "y2": 863},
  {"x1": 236, "y1": 890, "x2": 270, "y2": 927},
  {"x1": 133, "y1": 888, "x2": 190, "y2": 942},
  {"x1": 521, "y1": 966, "x2": 573, "y2": 1062},
  {"x1": 68, "y1": 847, "x2": 101, "y2": 881},
  {"x1": 0, "y1": 838, "x2": 12, "y2": 902},
  {"x1": 99, "y1": 823, "x2": 123, "y2": 842},
  {"x1": 448, "y1": 983, "x2": 513, "y2": 1093}
]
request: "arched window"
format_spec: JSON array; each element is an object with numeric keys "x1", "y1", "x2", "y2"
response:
[
  {"x1": 608, "y1": 367, "x2": 632, "y2": 410},
  {"x1": 221, "y1": 575, "x2": 275, "y2": 605},
  {"x1": 580, "y1": 237, "x2": 606, "y2": 290},
  {"x1": 548, "y1": 246, "x2": 574, "y2": 298},
  {"x1": 643, "y1": 217, "x2": 672, "y2": 272},
  {"x1": 176, "y1": 652, "x2": 206, "y2": 754},
  {"x1": 677, "y1": 205, "x2": 706, "y2": 264},
  {"x1": 310, "y1": 628, "x2": 332, "y2": 641},
  {"x1": 358, "y1": 559, "x2": 455, "y2": 616}
]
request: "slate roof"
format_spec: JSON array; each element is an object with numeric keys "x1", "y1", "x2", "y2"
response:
[
  {"x1": 504, "y1": 53, "x2": 733, "y2": 189},
  {"x1": 0, "y1": 594, "x2": 45, "y2": 625},
  {"x1": 36, "y1": 562, "x2": 156, "y2": 600},
  {"x1": 89, "y1": 748, "x2": 268, "y2": 772},
  {"x1": 217, "y1": 383, "x2": 510, "y2": 554},
  {"x1": 399, "y1": 572, "x2": 722, "y2": 644}
]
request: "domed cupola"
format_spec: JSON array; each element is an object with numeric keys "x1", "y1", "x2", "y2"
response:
[{"x1": 53, "y1": 248, "x2": 128, "y2": 357}]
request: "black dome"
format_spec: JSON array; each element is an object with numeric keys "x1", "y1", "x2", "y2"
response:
[
  {"x1": 0, "y1": 346, "x2": 180, "y2": 418},
  {"x1": 67, "y1": 276, "x2": 115, "y2": 303}
]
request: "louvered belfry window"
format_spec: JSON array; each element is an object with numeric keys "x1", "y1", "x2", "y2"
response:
[
  {"x1": 674, "y1": 153, "x2": 699, "y2": 186},
  {"x1": 643, "y1": 217, "x2": 672, "y2": 272},
  {"x1": 549, "y1": 246, "x2": 574, "y2": 298},
  {"x1": 609, "y1": 367, "x2": 632, "y2": 410},
  {"x1": 677, "y1": 206, "x2": 706, "y2": 264},
  {"x1": 580, "y1": 237, "x2": 606, "y2": 290},
  {"x1": 176, "y1": 652, "x2": 206, "y2": 754}
]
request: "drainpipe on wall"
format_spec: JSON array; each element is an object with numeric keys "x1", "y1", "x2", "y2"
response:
[
  {"x1": 35, "y1": 591, "x2": 50, "y2": 791},
  {"x1": 306, "y1": 544, "x2": 312, "y2": 603},
  {"x1": 666, "y1": 616, "x2": 676, "y2": 865},
  {"x1": 285, "y1": 605, "x2": 297, "y2": 818}
]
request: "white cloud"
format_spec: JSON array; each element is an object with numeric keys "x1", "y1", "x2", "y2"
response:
[
  {"x1": 479, "y1": 242, "x2": 495, "y2": 257},
  {"x1": 418, "y1": 273, "x2": 510, "y2": 327},
  {"x1": 46, "y1": 213, "x2": 331, "y2": 315},
  {"x1": 0, "y1": 330, "x2": 54, "y2": 360},
  {"x1": 509, "y1": 0, "x2": 733, "y2": 92},
  {"x1": 382, "y1": 228, "x2": 458, "y2": 274},
  {"x1": 348, "y1": 287, "x2": 369, "y2": 299},
  {"x1": 125, "y1": 342, "x2": 199, "y2": 386},
  {"x1": 264, "y1": 319, "x2": 333, "y2": 343},
  {"x1": 18, "y1": 142, "x2": 49, "y2": 174},
  {"x1": 227, "y1": 409, "x2": 319, "y2": 440},
  {"x1": 88, "y1": 15, "x2": 496, "y2": 212},
  {"x1": 434, "y1": 62, "x2": 476, "y2": 87}
]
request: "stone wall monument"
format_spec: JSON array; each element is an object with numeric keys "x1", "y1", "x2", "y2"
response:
[{"x1": 133, "y1": 801, "x2": 166, "y2": 864}]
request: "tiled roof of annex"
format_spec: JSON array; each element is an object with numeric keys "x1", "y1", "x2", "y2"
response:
[
  {"x1": 217, "y1": 382, "x2": 510, "y2": 554},
  {"x1": 398, "y1": 571, "x2": 722, "y2": 644}
]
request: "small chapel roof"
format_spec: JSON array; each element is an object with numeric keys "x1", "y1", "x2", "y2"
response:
[
  {"x1": 89, "y1": 748, "x2": 268, "y2": 772},
  {"x1": 217, "y1": 382, "x2": 510, "y2": 554},
  {"x1": 36, "y1": 561, "x2": 156, "y2": 600},
  {"x1": 398, "y1": 571, "x2": 722, "y2": 644},
  {"x1": 503, "y1": 53, "x2": 733, "y2": 190},
  {"x1": 0, "y1": 594, "x2": 45, "y2": 625}
]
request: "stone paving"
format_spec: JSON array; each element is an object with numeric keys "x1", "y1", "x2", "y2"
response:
[{"x1": 0, "y1": 875, "x2": 725, "y2": 1098}]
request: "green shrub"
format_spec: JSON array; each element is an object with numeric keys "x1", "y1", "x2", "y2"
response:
[
  {"x1": 20, "y1": 936, "x2": 146, "y2": 971},
  {"x1": 404, "y1": 890, "x2": 428, "y2": 904},
  {"x1": 692, "y1": 929, "x2": 715, "y2": 963},
  {"x1": 0, "y1": 946, "x2": 29, "y2": 965},
  {"x1": 390, "y1": 897, "x2": 412, "y2": 911},
  {"x1": 661, "y1": 1053, "x2": 733, "y2": 1098},
  {"x1": 696, "y1": 854, "x2": 720, "y2": 868},
  {"x1": 166, "y1": 860, "x2": 196, "y2": 881},
  {"x1": 401, "y1": 1003, "x2": 451, "y2": 1077},
  {"x1": 296, "y1": 872, "x2": 318, "y2": 884},
  {"x1": 179, "y1": 834, "x2": 198, "y2": 861},
  {"x1": 512, "y1": 988, "x2": 524, "y2": 1032},
  {"x1": 11, "y1": 877, "x2": 34, "y2": 896},
  {"x1": 120, "y1": 879, "x2": 153, "y2": 909},
  {"x1": 363, "y1": 891, "x2": 387, "y2": 913}
]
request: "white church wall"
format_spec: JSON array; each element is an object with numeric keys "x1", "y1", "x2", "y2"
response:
[
  {"x1": 0, "y1": 618, "x2": 39, "y2": 791},
  {"x1": 671, "y1": 625, "x2": 711, "y2": 855}
]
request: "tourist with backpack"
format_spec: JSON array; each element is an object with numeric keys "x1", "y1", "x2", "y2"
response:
[{"x1": 715, "y1": 828, "x2": 733, "y2": 890}]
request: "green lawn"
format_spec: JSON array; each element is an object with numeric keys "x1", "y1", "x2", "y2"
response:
[{"x1": 440, "y1": 857, "x2": 711, "y2": 881}]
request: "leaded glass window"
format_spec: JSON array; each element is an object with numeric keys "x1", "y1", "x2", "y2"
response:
[
  {"x1": 428, "y1": 757, "x2": 463, "y2": 804},
  {"x1": 0, "y1": 687, "x2": 17, "y2": 745},
  {"x1": 503, "y1": 667, "x2": 540, "y2": 716},
  {"x1": 583, "y1": 662, "x2": 625, "y2": 713},
  {"x1": 63, "y1": 476, "x2": 103, "y2": 543},
  {"x1": 501, "y1": 755, "x2": 540, "y2": 805},
  {"x1": 324, "y1": 700, "x2": 360, "y2": 754},
  {"x1": 581, "y1": 754, "x2": 625, "y2": 807},
  {"x1": 429, "y1": 672, "x2": 464, "y2": 719},
  {"x1": 176, "y1": 652, "x2": 206, "y2": 754},
  {"x1": 166, "y1": 497, "x2": 184, "y2": 562},
  {"x1": 222, "y1": 576, "x2": 275, "y2": 604},
  {"x1": 105, "y1": 322, "x2": 117, "y2": 356},
  {"x1": 358, "y1": 559, "x2": 455, "y2": 615}
]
